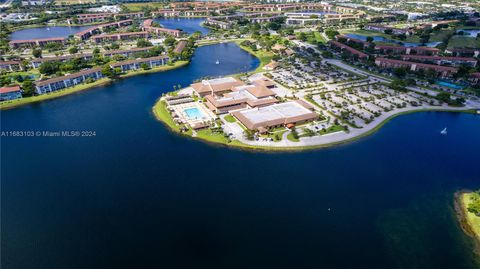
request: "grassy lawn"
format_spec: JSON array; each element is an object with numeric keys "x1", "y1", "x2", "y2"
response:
[
  {"x1": 301, "y1": 31, "x2": 327, "y2": 45},
  {"x1": 260, "y1": 129, "x2": 287, "y2": 142},
  {"x1": 235, "y1": 41, "x2": 274, "y2": 73},
  {"x1": 7, "y1": 70, "x2": 39, "y2": 77},
  {"x1": 0, "y1": 78, "x2": 111, "y2": 110},
  {"x1": 196, "y1": 129, "x2": 230, "y2": 144},
  {"x1": 318, "y1": 125, "x2": 345, "y2": 135},
  {"x1": 462, "y1": 192, "x2": 480, "y2": 242},
  {"x1": 448, "y1": 36, "x2": 480, "y2": 49},
  {"x1": 224, "y1": 114, "x2": 236, "y2": 123},
  {"x1": 272, "y1": 130, "x2": 287, "y2": 142},
  {"x1": 152, "y1": 100, "x2": 181, "y2": 132},
  {"x1": 287, "y1": 132, "x2": 299, "y2": 142}
]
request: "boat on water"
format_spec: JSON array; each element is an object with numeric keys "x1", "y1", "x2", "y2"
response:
[
  {"x1": 215, "y1": 59, "x2": 219, "y2": 64},
  {"x1": 441, "y1": 128, "x2": 447, "y2": 135}
]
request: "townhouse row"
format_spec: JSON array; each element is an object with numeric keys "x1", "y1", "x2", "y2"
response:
[{"x1": 33, "y1": 55, "x2": 170, "y2": 94}]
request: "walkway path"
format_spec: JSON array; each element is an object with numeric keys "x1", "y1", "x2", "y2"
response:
[{"x1": 228, "y1": 104, "x2": 478, "y2": 148}]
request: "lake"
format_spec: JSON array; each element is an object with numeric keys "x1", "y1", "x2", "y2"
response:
[
  {"x1": 1, "y1": 43, "x2": 479, "y2": 269},
  {"x1": 10, "y1": 26, "x2": 92, "y2": 40},
  {"x1": 10, "y1": 18, "x2": 210, "y2": 41},
  {"x1": 457, "y1": 29, "x2": 480, "y2": 38},
  {"x1": 345, "y1": 33, "x2": 443, "y2": 47},
  {"x1": 154, "y1": 17, "x2": 210, "y2": 35}
]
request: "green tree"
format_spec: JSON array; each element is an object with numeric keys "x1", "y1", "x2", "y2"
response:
[
  {"x1": 39, "y1": 61, "x2": 61, "y2": 75},
  {"x1": 290, "y1": 127, "x2": 299, "y2": 139},
  {"x1": 140, "y1": 63, "x2": 150, "y2": 70},
  {"x1": 68, "y1": 46, "x2": 78, "y2": 54},
  {"x1": 324, "y1": 29, "x2": 340, "y2": 39},
  {"x1": 44, "y1": 42, "x2": 63, "y2": 52},
  {"x1": 244, "y1": 129, "x2": 255, "y2": 140},
  {"x1": 436, "y1": 92, "x2": 451, "y2": 103},
  {"x1": 32, "y1": 48, "x2": 42, "y2": 58},
  {"x1": 267, "y1": 22, "x2": 281, "y2": 31},
  {"x1": 0, "y1": 76, "x2": 11, "y2": 86},
  {"x1": 110, "y1": 42, "x2": 120, "y2": 50},
  {"x1": 393, "y1": 67, "x2": 407, "y2": 78},
  {"x1": 22, "y1": 80, "x2": 35, "y2": 97},
  {"x1": 164, "y1": 36, "x2": 176, "y2": 47},
  {"x1": 101, "y1": 65, "x2": 116, "y2": 78},
  {"x1": 467, "y1": 191, "x2": 480, "y2": 216},
  {"x1": 137, "y1": 39, "x2": 153, "y2": 48}
]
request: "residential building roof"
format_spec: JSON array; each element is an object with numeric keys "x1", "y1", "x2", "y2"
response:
[
  {"x1": 35, "y1": 68, "x2": 103, "y2": 86},
  {"x1": 375, "y1": 58, "x2": 458, "y2": 72},
  {"x1": 0, "y1": 85, "x2": 21, "y2": 94},
  {"x1": 232, "y1": 101, "x2": 318, "y2": 130},
  {"x1": 173, "y1": 40, "x2": 188, "y2": 54},
  {"x1": 0, "y1": 61, "x2": 21, "y2": 65},
  {"x1": 110, "y1": 55, "x2": 169, "y2": 67},
  {"x1": 191, "y1": 77, "x2": 245, "y2": 94}
]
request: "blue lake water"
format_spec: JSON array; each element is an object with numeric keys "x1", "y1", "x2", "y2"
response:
[
  {"x1": 457, "y1": 29, "x2": 480, "y2": 38},
  {"x1": 345, "y1": 33, "x2": 442, "y2": 47},
  {"x1": 154, "y1": 18, "x2": 210, "y2": 35},
  {"x1": 1, "y1": 43, "x2": 480, "y2": 269},
  {"x1": 10, "y1": 26, "x2": 92, "y2": 40}
]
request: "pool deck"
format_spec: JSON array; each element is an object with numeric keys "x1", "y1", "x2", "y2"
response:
[{"x1": 168, "y1": 101, "x2": 216, "y2": 128}]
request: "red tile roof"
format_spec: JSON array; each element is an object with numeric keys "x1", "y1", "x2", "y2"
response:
[
  {"x1": 400, "y1": 55, "x2": 477, "y2": 62},
  {"x1": 35, "y1": 68, "x2": 103, "y2": 87},
  {"x1": 375, "y1": 58, "x2": 458, "y2": 72},
  {"x1": 0, "y1": 61, "x2": 21, "y2": 65},
  {"x1": 9, "y1": 37, "x2": 65, "y2": 44},
  {"x1": 329, "y1": 40, "x2": 368, "y2": 58},
  {"x1": 110, "y1": 55, "x2": 169, "y2": 67},
  {"x1": 0, "y1": 86, "x2": 21, "y2": 94}
]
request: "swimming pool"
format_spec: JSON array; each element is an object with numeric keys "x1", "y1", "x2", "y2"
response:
[
  {"x1": 436, "y1": 80, "x2": 464, "y2": 90},
  {"x1": 184, "y1": 107, "x2": 206, "y2": 120}
]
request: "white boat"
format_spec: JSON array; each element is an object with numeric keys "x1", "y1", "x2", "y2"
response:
[
  {"x1": 440, "y1": 128, "x2": 447, "y2": 135},
  {"x1": 215, "y1": 59, "x2": 219, "y2": 65}
]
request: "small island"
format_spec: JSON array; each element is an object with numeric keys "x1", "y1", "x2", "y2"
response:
[{"x1": 456, "y1": 190, "x2": 480, "y2": 256}]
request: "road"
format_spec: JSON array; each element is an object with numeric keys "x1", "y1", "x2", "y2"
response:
[{"x1": 0, "y1": 0, "x2": 14, "y2": 8}]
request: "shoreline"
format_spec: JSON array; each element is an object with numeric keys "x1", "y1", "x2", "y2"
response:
[
  {"x1": 0, "y1": 41, "x2": 256, "y2": 110},
  {"x1": 454, "y1": 190, "x2": 480, "y2": 257},
  {"x1": 0, "y1": 61, "x2": 189, "y2": 110},
  {"x1": 152, "y1": 97, "x2": 477, "y2": 152},
  {"x1": 152, "y1": 42, "x2": 478, "y2": 152}
]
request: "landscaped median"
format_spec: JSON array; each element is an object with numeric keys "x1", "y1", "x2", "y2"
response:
[
  {"x1": 0, "y1": 61, "x2": 190, "y2": 110},
  {"x1": 455, "y1": 190, "x2": 480, "y2": 257}
]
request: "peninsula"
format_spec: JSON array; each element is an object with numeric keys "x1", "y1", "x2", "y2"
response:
[{"x1": 456, "y1": 190, "x2": 480, "y2": 256}]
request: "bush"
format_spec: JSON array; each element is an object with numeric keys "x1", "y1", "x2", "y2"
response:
[{"x1": 467, "y1": 191, "x2": 480, "y2": 216}]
